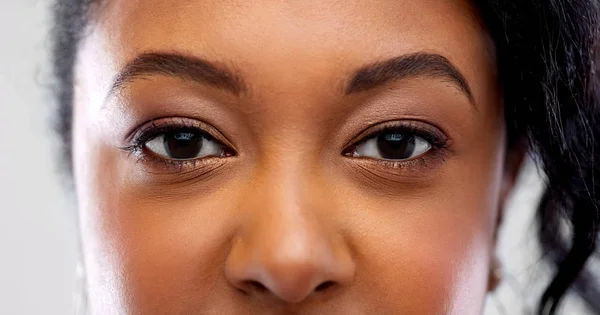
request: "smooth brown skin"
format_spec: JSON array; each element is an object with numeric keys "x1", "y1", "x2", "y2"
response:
[{"x1": 73, "y1": 0, "x2": 515, "y2": 314}]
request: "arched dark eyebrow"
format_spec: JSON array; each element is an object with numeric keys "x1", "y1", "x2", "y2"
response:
[
  {"x1": 108, "y1": 52, "x2": 474, "y2": 105},
  {"x1": 345, "y1": 53, "x2": 475, "y2": 105},
  {"x1": 108, "y1": 53, "x2": 246, "y2": 97}
]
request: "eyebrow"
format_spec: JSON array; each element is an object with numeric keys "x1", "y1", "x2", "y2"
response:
[
  {"x1": 108, "y1": 52, "x2": 474, "y2": 104},
  {"x1": 108, "y1": 53, "x2": 246, "y2": 97},
  {"x1": 345, "y1": 53, "x2": 475, "y2": 105}
]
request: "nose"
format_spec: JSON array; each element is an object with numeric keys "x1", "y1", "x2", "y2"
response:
[{"x1": 225, "y1": 176, "x2": 355, "y2": 304}]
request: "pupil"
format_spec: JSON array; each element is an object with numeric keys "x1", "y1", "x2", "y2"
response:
[
  {"x1": 376, "y1": 132, "x2": 415, "y2": 159},
  {"x1": 164, "y1": 131, "x2": 203, "y2": 159}
]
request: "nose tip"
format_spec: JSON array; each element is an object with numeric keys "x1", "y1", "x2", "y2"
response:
[
  {"x1": 225, "y1": 231, "x2": 355, "y2": 304},
  {"x1": 225, "y1": 171, "x2": 355, "y2": 304},
  {"x1": 226, "y1": 241, "x2": 354, "y2": 303},
  {"x1": 237, "y1": 261, "x2": 341, "y2": 303}
]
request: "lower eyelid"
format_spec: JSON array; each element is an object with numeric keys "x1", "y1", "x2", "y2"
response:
[
  {"x1": 344, "y1": 145, "x2": 448, "y2": 168},
  {"x1": 343, "y1": 153, "x2": 448, "y2": 188},
  {"x1": 134, "y1": 151, "x2": 234, "y2": 175}
]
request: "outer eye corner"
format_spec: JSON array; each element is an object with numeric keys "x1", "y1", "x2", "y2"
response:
[
  {"x1": 341, "y1": 145, "x2": 358, "y2": 158},
  {"x1": 145, "y1": 134, "x2": 168, "y2": 157},
  {"x1": 221, "y1": 146, "x2": 237, "y2": 158}
]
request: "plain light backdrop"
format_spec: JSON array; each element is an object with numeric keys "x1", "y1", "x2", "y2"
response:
[
  {"x1": 0, "y1": 1, "x2": 592, "y2": 314},
  {"x1": 0, "y1": 0, "x2": 78, "y2": 314}
]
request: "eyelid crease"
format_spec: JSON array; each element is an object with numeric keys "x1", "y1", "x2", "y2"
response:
[
  {"x1": 343, "y1": 120, "x2": 452, "y2": 151},
  {"x1": 123, "y1": 117, "x2": 237, "y2": 153}
]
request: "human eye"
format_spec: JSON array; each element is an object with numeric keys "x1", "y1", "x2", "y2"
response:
[
  {"x1": 352, "y1": 132, "x2": 431, "y2": 161},
  {"x1": 124, "y1": 117, "x2": 235, "y2": 169},
  {"x1": 343, "y1": 120, "x2": 450, "y2": 164},
  {"x1": 145, "y1": 129, "x2": 225, "y2": 160}
]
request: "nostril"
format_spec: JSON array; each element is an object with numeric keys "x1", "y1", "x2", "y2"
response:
[
  {"x1": 246, "y1": 280, "x2": 268, "y2": 293},
  {"x1": 315, "y1": 281, "x2": 335, "y2": 292},
  {"x1": 241, "y1": 280, "x2": 335, "y2": 296}
]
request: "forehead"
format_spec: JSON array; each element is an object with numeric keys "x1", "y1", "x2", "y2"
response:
[
  {"x1": 94, "y1": 0, "x2": 490, "y2": 58},
  {"x1": 78, "y1": 0, "x2": 495, "y2": 108}
]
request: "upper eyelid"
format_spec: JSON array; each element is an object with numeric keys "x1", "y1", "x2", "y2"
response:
[
  {"x1": 136, "y1": 125, "x2": 211, "y2": 142},
  {"x1": 127, "y1": 118, "x2": 449, "y2": 158},
  {"x1": 128, "y1": 118, "x2": 201, "y2": 142},
  {"x1": 129, "y1": 117, "x2": 237, "y2": 151},
  {"x1": 345, "y1": 120, "x2": 449, "y2": 148}
]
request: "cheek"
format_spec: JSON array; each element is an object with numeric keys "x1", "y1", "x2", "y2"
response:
[
  {"x1": 342, "y1": 188, "x2": 498, "y2": 315},
  {"x1": 73, "y1": 121, "x2": 240, "y2": 313},
  {"x1": 350, "y1": 201, "x2": 494, "y2": 315},
  {"x1": 100, "y1": 195, "x2": 238, "y2": 313},
  {"x1": 341, "y1": 148, "x2": 504, "y2": 314}
]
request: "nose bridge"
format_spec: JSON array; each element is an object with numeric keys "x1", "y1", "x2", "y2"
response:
[
  {"x1": 225, "y1": 157, "x2": 354, "y2": 303},
  {"x1": 244, "y1": 161, "x2": 336, "y2": 275},
  {"x1": 248, "y1": 150, "x2": 339, "y2": 254},
  {"x1": 245, "y1": 185, "x2": 331, "y2": 283}
]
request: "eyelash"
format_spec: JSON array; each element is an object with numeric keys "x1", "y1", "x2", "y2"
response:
[
  {"x1": 122, "y1": 118, "x2": 451, "y2": 172},
  {"x1": 121, "y1": 118, "x2": 234, "y2": 170},
  {"x1": 342, "y1": 120, "x2": 451, "y2": 166}
]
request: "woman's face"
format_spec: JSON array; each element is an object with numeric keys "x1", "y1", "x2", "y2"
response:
[{"x1": 73, "y1": 0, "x2": 510, "y2": 314}]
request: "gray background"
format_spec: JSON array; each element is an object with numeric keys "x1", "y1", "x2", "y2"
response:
[
  {"x1": 0, "y1": 1, "x2": 592, "y2": 314},
  {"x1": 0, "y1": 1, "x2": 77, "y2": 314}
]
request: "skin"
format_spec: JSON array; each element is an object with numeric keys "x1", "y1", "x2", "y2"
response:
[{"x1": 72, "y1": 0, "x2": 517, "y2": 314}]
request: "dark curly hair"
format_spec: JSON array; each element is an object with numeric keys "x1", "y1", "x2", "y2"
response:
[{"x1": 51, "y1": 1, "x2": 600, "y2": 314}]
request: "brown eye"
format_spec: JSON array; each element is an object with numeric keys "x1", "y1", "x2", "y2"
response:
[
  {"x1": 144, "y1": 128, "x2": 226, "y2": 160},
  {"x1": 351, "y1": 130, "x2": 432, "y2": 161}
]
